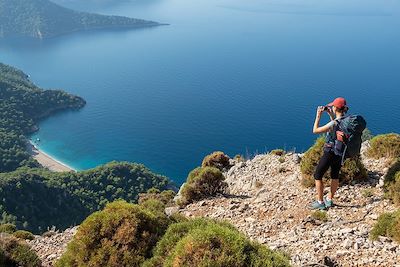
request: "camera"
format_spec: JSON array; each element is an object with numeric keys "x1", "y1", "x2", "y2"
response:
[{"x1": 323, "y1": 106, "x2": 331, "y2": 111}]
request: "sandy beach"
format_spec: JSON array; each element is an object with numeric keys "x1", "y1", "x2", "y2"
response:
[{"x1": 27, "y1": 141, "x2": 76, "y2": 172}]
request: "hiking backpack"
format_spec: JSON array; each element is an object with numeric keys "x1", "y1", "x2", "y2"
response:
[{"x1": 338, "y1": 114, "x2": 367, "y2": 159}]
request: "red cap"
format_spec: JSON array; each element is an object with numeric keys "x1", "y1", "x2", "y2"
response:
[{"x1": 327, "y1": 97, "x2": 347, "y2": 109}]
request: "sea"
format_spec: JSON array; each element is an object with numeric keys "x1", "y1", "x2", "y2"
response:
[{"x1": 0, "y1": 0, "x2": 399, "y2": 184}]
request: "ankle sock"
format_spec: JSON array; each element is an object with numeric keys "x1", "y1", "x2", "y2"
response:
[{"x1": 318, "y1": 200, "x2": 324, "y2": 204}]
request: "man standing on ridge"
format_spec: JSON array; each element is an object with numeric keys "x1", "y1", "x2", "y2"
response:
[{"x1": 310, "y1": 97, "x2": 349, "y2": 210}]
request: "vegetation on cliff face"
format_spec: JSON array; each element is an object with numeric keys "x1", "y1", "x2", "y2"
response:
[
  {"x1": 57, "y1": 198, "x2": 290, "y2": 267},
  {"x1": 0, "y1": 0, "x2": 161, "y2": 39},
  {"x1": 57, "y1": 200, "x2": 171, "y2": 267},
  {"x1": 0, "y1": 62, "x2": 85, "y2": 172},
  {"x1": 0, "y1": 162, "x2": 172, "y2": 233}
]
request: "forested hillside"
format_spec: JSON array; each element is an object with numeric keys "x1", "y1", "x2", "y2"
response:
[
  {"x1": 0, "y1": 63, "x2": 86, "y2": 172},
  {"x1": 0, "y1": 0, "x2": 161, "y2": 38},
  {"x1": 0, "y1": 162, "x2": 171, "y2": 233}
]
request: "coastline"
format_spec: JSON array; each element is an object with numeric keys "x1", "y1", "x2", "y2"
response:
[{"x1": 27, "y1": 141, "x2": 77, "y2": 172}]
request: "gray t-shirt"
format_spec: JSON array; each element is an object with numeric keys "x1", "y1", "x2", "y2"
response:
[{"x1": 326, "y1": 120, "x2": 336, "y2": 131}]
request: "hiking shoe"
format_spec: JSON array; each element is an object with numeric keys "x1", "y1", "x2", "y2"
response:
[
  {"x1": 309, "y1": 201, "x2": 326, "y2": 210},
  {"x1": 324, "y1": 197, "x2": 333, "y2": 208}
]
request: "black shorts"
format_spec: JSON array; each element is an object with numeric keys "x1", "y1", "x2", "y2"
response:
[{"x1": 314, "y1": 150, "x2": 342, "y2": 180}]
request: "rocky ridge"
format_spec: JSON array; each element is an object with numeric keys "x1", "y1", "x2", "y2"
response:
[
  {"x1": 26, "y1": 143, "x2": 399, "y2": 267},
  {"x1": 178, "y1": 143, "x2": 400, "y2": 266}
]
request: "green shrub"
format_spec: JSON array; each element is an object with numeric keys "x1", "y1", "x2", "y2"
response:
[
  {"x1": 201, "y1": 151, "x2": 231, "y2": 171},
  {"x1": 138, "y1": 189, "x2": 176, "y2": 207},
  {"x1": 0, "y1": 235, "x2": 41, "y2": 267},
  {"x1": 340, "y1": 157, "x2": 368, "y2": 183},
  {"x1": 13, "y1": 230, "x2": 35, "y2": 240},
  {"x1": 143, "y1": 218, "x2": 291, "y2": 267},
  {"x1": 56, "y1": 200, "x2": 171, "y2": 267},
  {"x1": 371, "y1": 210, "x2": 400, "y2": 242},
  {"x1": 380, "y1": 159, "x2": 400, "y2": 205},
  {"x1": 311, "y1": 211, "x2": 328, "y2": 222},
  {"x1": 0, "y1": 224, "x2": 16, "y2": 234},
  {"x1": 385, "y1": 159, "x2": 400, "y2": 185},
  {"x1": 271, "y1": 149, "x2": 285, "y2": 156},
  {"x1": 300, "y1": 137, "x2": 367, "y2": 187},
  {"x1": 366, "y1": 133, "x2": 400, "y2": 159},
  {"x1": 388, "y1": 171, "x2": 400, "y2": 206},
  {"x1": 177, "y1": 167, "x2": 226, "y2": 207}
]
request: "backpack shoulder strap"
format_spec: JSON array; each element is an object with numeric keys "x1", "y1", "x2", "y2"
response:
[{"x1": 335, "y1": 114, "x2": 350, "y2": 130}]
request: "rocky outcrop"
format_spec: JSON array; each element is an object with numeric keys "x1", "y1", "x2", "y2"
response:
[
  {"x1": 27, "y1": 227, "x2": 78, "y2": 267},
  {"x1": 179, "y1": 146, "x2": 400, "y2": 266}
]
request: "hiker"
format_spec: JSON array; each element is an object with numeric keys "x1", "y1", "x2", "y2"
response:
[{"x1": 310, "y1": 97, "x2": 349, "y2": 210}]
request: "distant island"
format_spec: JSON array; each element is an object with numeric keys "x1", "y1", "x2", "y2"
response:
[{"x1": 0, "y1": 0, "x2": 165, "y2": 39}]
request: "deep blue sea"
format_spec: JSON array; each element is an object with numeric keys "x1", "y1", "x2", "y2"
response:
[{"x1": 1, "y1": 0, "x2": 400, "y2": 184}]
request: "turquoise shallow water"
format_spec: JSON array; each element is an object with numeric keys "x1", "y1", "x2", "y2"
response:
[{"x1": 1, "y1": 0, "x2": 400, "y2": 184}]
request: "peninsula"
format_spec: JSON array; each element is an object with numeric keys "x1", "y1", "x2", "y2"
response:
[{"x1": 0, "y1": 0, "x2": 164, "y2": 39}]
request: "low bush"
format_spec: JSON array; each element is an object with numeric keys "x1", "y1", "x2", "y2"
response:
[
  {"x1": 0, "y1": 235, "x2": 41, "y2": 267},
  {"x1": 300, "y1": 137, "x2": 367, "y2": 187},
  {"x1": 379, "y1": 159, "x2": 400, "y2": 205},
  {"x1": 370, "y1": 210, "x2": 400, "y2": 242},
  {"x1": 271, "y1": 149, "x2": 285, "y2": 156},
  {"x1": 0, "y1": 223, "x2": 16, "y2": 234},
  {"x1": 138, "y1": 188, "x2": 176, "y2": 207},
  {"x1": 201, "y1": 151, "x2": 231, "y2": 171},
  {"x1": 143, "y1": 218, "x2": 291, "y2": 267},
  {"x1": 385, "y1": 159, "x2": 400, "y2": 186},
  {"x1": 13, "y1": 230, "x2": 35, "y2": 240},
  {"x1": 177, "y1": 167, "x2": 226, "y2": 207},
  {"x1": 388, "y1": 171, "x2": 400, "y2": 206},
  {"x1": 56, "y1": 200, "x2": 171, "y2": 267},
  {"x1": 366, "y1": 133, "x2": 400, "y2": 159},
  {"x1": 311, "y1": 211, "x2": 328, "y2": 222}
]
